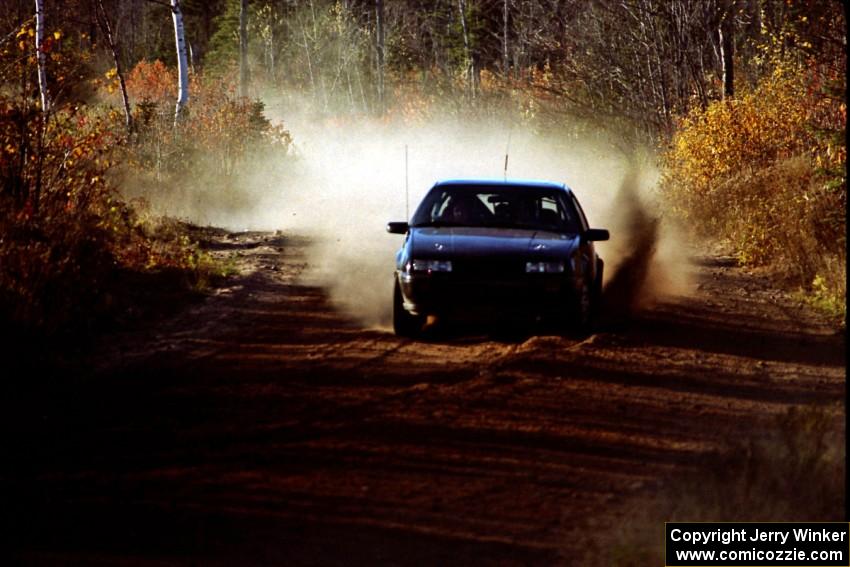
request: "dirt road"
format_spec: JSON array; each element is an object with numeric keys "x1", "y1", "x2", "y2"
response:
[{"x1": 4, "y1": 230, "x2": 844, "y2": 565}]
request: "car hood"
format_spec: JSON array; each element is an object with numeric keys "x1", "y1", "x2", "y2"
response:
[{"x1": 410, "y1": 226, "x2": 580, "y2": 259}]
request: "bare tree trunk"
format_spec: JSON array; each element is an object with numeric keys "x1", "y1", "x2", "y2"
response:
[
  {"x1": 267, "y1": 8, "x2": 276, "y2": 83},
  {"x1": 171, "y1": 0, "x2": 189, "y2": 124},
  {"x1": 375, "y1": 0, "x2": 385, "y2": 114},
  {"x1": 457, "y1": 0, "x2": 475, "y2": 100},
  {"x1": 96, "y1": 0, "x2": 133, "y2": 134},
  {"x1": 307, "y1": 0, "x2": 328, "y2": 110},
  {"x1": 239, "y1": 0, "x2": 249, "y2": 98},
  {"x1": 33, "y1": 0, "x2": 48, "y2": 213},
  {"x1": 355, "y1": 65, "x2": 369, "y2": 113},
  {"x1": 719, "y1": 1, "x2": 735, "y2": 99},
  {"x1": 502, "y1": 0, "x2": 509, "y2": 78},
  {"x1": 35, "y1": 0, "x2": 49, "y2": 114},
  {"x1": 298, "y1": 14, "x2": 317, "y2": 104}
]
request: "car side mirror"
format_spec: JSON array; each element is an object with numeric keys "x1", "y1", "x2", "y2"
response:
[
  {"x1": 583, "y1": 228, "x2": 609, "y2": 242},
  {"x1": 386, "y1": 221, "x2": 409, "y2": 234}
]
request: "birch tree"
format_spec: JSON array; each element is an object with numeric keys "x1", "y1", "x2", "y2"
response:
[
  {"x1": 457, "y1": 0, "x2": 475, "y2": 100},
  {"x1": 35, "y1": 0, "x2": 49, "y2": 114},
  {"x1": 96, "y1": 0, "x2": 133, "y2": 133},
  {"x1": 33, "y1": 0, "x2": 49, "y2": 213},
  {"x1": 502, "y1": 0, "x2": 509, "y2": 77},
  {"x1": 171, "y1": 0, "x2": 190, "y2": 124},
  {"x1": 719, "y1": 0, "x2": 735, "y2": 99},
  {"x1": 239, "y1": 0, "x2": 249, "y2": 97},
  {"x1": 375, "y1": 0, "x2": 385, "y2": 113}
]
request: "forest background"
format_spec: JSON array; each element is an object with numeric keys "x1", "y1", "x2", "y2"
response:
[{"x1": 0, "y1": 0, "x2": 845, "y2": 342}]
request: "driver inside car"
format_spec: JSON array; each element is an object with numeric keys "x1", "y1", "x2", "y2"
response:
[{"x1": 443, "y1": 196, "x2": 476, "y2": 224}]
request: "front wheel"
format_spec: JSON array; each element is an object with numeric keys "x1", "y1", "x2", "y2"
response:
[
  {"x1": 590, "y1": 258, "x2": 604, "y2": 324},
  {"x1": 393, "y1": 280, "x2": 424, "y2": 338},
  {"x1": 573, "y1": 280, "x2": 593, "y2": 335}
]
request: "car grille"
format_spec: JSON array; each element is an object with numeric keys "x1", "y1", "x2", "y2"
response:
[{"x1": 450, "y1": 257, "x2": 527, "y2": 278}]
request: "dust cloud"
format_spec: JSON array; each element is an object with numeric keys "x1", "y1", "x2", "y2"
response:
[
  {"x1": 601, "y1": 168, "x2": 693, "y2": 322},
  {"x1": 141, "y1": 104, "x2": 694, "y2": 329}
]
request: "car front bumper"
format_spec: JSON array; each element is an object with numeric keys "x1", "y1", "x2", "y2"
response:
[{"x1": 399, "y1": 271, "x2": 580, "y2": 318}]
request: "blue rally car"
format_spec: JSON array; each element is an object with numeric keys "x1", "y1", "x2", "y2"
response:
[{"x1": 386, "y1": 179, "x2": 609, "y2": 337}]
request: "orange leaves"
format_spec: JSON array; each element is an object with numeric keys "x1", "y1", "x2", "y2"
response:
[
  {"x1": 126, "y1": 60, "x2": 177, "y2": 105},
  {"x1": 125, "y1": 64, "x2": 291, "y2": 179}
]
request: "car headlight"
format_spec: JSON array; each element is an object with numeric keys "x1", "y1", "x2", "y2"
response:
[
  {"x1": 410, "y1": 259, "x2": 453, "y2": 273},
  {"x1": 525, "y1": 260, "x2": 565, "y2": 273}
]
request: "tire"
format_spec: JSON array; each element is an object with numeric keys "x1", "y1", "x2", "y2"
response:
[
  {"x1": 393, "y1": 280, "x2": 424, "y2": 338},
  {"x1": 554, "y1": 279, "x2": 592, "y2": 337},
  {"x1": 573, "y1": 280, "x2": 593, "y2": 335},
  {"x1": 590, "y1": 258, "x2": 604, "y2": 324}
]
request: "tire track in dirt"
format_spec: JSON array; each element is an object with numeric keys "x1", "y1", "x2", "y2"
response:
[{"x1": 4, "y1": 231, "x2": 844, "y2": 566}]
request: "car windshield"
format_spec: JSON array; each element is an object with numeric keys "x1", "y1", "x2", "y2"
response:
[{"x1": 410, "y1": 185, "x2": 581, "y2": 233}]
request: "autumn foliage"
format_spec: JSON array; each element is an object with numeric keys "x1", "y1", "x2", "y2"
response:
[
  {"x1": 122, "y1": 59, "x2": 292, "y2": 192},
  {"x1": 0, "y1": 27, "x2": 285, "y2": 340},
  {"x1": 1, "y1": 0, "x2": 845, "y2": 338},
  {"x1": 126, "y1": 59, "x2": 176, "y2": 105},
  {"x1": 662, "y1": 60, "x2": 846, "y2": 302},
  {"x1": 0, "y1": 23, "x2": 113, "y2": 335}
]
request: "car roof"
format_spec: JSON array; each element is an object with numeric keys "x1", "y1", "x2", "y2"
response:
[{"x1": 432, "y1": 178, "x2": 572, "y2": 193}]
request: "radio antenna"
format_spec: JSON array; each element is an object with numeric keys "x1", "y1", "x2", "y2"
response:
[
  {"x1": 503, "y1": 131, "x2": 511, "y2": 181},
  {"x1": 405, "y1": 144, "x2": 410, "y2": 220}
]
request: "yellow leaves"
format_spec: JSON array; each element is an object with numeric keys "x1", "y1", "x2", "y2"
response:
[
  {"x1": 668, "y1": 65, "x2": 816, "y2": 196},
  {"x1": 661, "y1": 48, "x2": 846, "y2": 276},
  {"x1": 53, "y1": 31, "x2": 61, "y2": 41}
]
